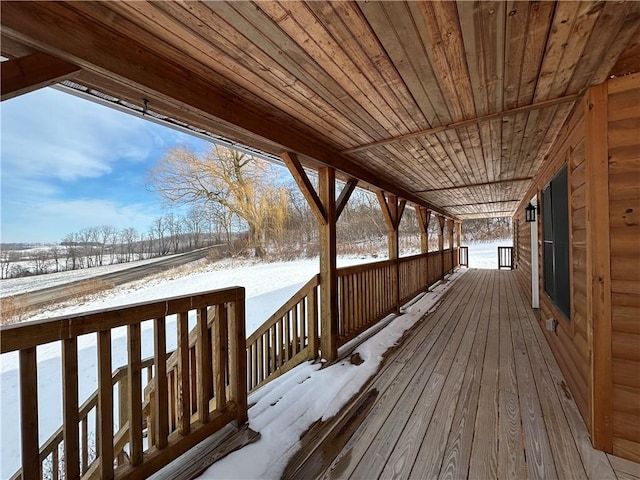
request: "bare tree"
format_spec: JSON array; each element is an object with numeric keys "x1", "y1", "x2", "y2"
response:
[
  {"x1": 63, "y1": 232, "x2": 81, "y2": 270},
  {"x1": 165, "y1": 213, "x2": 182, "y2": 254},
  {"x1": 184, "y1": 206, "x2": 205, "y2": 249},
  {"x1": 148, "y1": 145, "x2": 288, "y2": 257},
  {"x1": 120, "y1": 227, "x2": 138, "y2": 262},
  {"x1": 31, "y1": 249, "x2": 50, "y2": 275},
  {"x1": 99, "y1": 225, "x2": 116, "y2": 266}
]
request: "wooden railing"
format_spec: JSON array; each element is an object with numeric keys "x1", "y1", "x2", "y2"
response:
[
  {"x1": 337, "y1": 251, "x2": 454, "y2": 346},
  {"x1": 245, "y1": 275, "x2": 319, "y2": 393},
  {"x1": 1, "y1": 287, "x2": 247, "y2": 480},
  {"x1": 443, "y1": 248, "x2": 453, "y2": 274},
  {"x1": 337, "y1": 260, "x2": 397, "y2": 344},
  {"x1": 8, "y1": 357, "x2": 157, "y2": 480},
  {"x1": 459, "y1": 246, "x2": 469, "y2": 267},
  {"x1": 427, "y1": 250, "x2": 443, "y2": 286},
  {"x1": 398, "y1": 254, "x2": 429, "y2": 304},
  {"x1": 498, "y1": 246, "x2": 514, "y2": 270}
]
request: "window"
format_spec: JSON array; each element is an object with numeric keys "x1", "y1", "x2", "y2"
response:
[{"x1": 542, "y1": 165, "x2": 570, "y2": 320}]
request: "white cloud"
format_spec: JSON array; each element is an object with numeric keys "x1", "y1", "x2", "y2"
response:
[
  {"x1": 0, "y1": 87, "x2": 201, "y2": 243},
  {"x1": 0, "y1": 88, "x2": 168, "y2": 182}
]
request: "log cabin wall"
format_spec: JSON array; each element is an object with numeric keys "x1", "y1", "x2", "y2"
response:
[
  {"x1": 607, "y1": 73, "x2": 640, "y2": 462},
  {"x1": 513, "y1": 73, "x2": 640, "y2": 462},
  {"x1": 514, "y1": 88, "x2": 590, "y2": 426}
]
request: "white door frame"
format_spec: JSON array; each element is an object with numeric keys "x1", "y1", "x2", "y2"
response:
[{"x1": 530, "y1": 194, "x2": 539, "y2": 308}]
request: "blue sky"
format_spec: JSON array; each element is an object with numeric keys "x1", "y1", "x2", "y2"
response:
[{"x1": 1, "y1": 88, "x2": 209, "y2": 244}]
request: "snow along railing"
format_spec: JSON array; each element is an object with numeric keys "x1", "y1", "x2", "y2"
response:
[
  {"x1": 242, "y1": 251, "x2": 461, "y2": 394},
  {"x1": 1, "y1": 287, "x2": 247, "y2": 480}
]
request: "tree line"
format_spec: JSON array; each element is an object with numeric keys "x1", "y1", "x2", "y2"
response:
[{"x1": 1, "y1": 145, "x2": 512, "y2": 279}]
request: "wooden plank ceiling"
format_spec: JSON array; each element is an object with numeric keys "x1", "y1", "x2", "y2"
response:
[{"x1": 2, "y1": 1, "x2": 639, "y2": 219}]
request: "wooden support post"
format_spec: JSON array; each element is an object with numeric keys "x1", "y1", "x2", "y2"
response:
[
  {"x1": 318, "y1": 167, "x2": 338, "y2": 361},
  {"x1": 585, "y1": 83, "x2": 613, "y2": 452},
  {"x1": 448, "y1": 219, "x2": 455, "y2": 272},
  {"x1": 378, "y1": 192, "x2": 406, "y2": 311},
  {"x1": 437, "y1": 215, "x2": 445, "y2": 280},
  {"x1": 282, "y1": 154, "x2": 356, "y2": 362}
]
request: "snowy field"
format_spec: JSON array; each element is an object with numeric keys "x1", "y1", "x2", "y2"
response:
[
  {"x1": 0, "y1": 252, "x2": 189, "y2": 297},
  {"x1": 465, "y1": 239, "x2": 513, "y2": 269},
  {"x1": 0, "y1": 241, "x2": 508, "y2": 478}
]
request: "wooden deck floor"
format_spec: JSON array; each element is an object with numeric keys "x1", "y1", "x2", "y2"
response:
[{"x1": 286, "y1": 269, "x2": 638, "y2": 480}]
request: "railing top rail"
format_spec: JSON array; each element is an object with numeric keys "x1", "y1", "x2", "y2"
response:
[
  {"x1": 337, "y1": 253, "x2": 432, "y2": 277},
  {"x1": 247, "y1": 274, "x2": 319, "y2": 345},
  {"x1": 0, "y1": 286, "x2": 245, "y2": 353},
  {"x1": 337, "y1": 258, "x2": 396, "y2": 276}
]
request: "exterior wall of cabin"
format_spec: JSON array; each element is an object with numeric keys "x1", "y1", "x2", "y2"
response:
[
  {"x1": 608, "y1": 74, "x2": 640, "y2": 461},
  {"x1": 513, "y1": 73, "x2": 640, "y2": 462}
]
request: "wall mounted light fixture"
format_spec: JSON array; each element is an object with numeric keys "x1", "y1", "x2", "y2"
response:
[{"x1": 525, "y1": 202, "x2": 539, "y2": 222}]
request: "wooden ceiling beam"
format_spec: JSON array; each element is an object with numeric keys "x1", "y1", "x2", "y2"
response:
[
  {"x1": 341, "y1": 94, "x2": 580, "y2": 154},
  {"x1": 1, "y1": 52, "x2": 80, "y2": 101},
  {"x1": 0, "y1": 1, "x2": 455, "y2": 220},
  {"x1": 414, "y1": 176, "x2": 533, "y2": 193},
  {"x1": 438, "y1": 199, "x2": 520, "y2": 208}
]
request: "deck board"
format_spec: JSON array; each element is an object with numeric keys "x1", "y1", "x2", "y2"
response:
[{"x1": 291, "y1": 269, "x2": 634, "y2": 480}]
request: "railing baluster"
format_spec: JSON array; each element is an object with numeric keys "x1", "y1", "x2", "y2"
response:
[
  {"x1": 81, "y1": 417, "x2": 88, "y2": 474},
  {"x1": 284, "y1": 312, "x2": 291, "y2": 362},
  {"x1": 153, "y1": 317, "x2": 169, "y2": 449},
  {"x1": 213, "y1": 304, "x2": 228, "y2": 411},
  {"x1": 189, "y1": 347, "x2": 197, "y2": 415},
  {"x1": 176, "y1": 312, "x2": 190, "y2": 435},
  {"x1": 20, "y1": 347, "x2": 40, "y2": 480},
  {"x1": 270, "y1": 325, "x2": 277, "y2": 375},
  {"x1": 196, "y1": 307, "x2": 212, "y2": 423},
  {"x1": 292, "y1": 306, "x2": 299, "y2": 356},
  {"x1": 97, "y1": 330, "x2": 113, "y2": 479},
  {"x1": 127, "y1": 323, "x2": 143, "y2": 466},
  {"x1": 299, "y1": 298, "x2": 305, "y2": 353},
  {"x1": 52, "y1": 448, "x2": 59, "y2": 480},
  {"x1": 62, "y1": 337, "x2": 80, "y2": 479},
  {"x1": 257, "y1": 335, "x2": 264, "y2": 384},
  {"x1": 308, "y1": 286, "x2": 318, "y2": 360}
]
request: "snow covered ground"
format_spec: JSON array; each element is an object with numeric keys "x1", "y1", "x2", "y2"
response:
[
  {"x1": 465, "y1": 239, "x2": 513, "y2": 269},
  {"x1": 0, "y1": 252, "x2": 189, "y2": 297},
  {"x1": 0, "y1": 241, "x2": 508, "y2": 478}
]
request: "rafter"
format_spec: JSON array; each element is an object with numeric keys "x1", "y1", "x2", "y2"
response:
[
  {"x1": 1, "y1": 52, "x2": 80, "y2": 101},
  {"x1": 439, "y1": 199, "x2": 520, "y2": 208},
  {"x1": 413, "y1": 177, "x2": 533, "y2": 193},
  {"x1": 341, "y1": 95, "x2": 579, "y2": 154}
]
